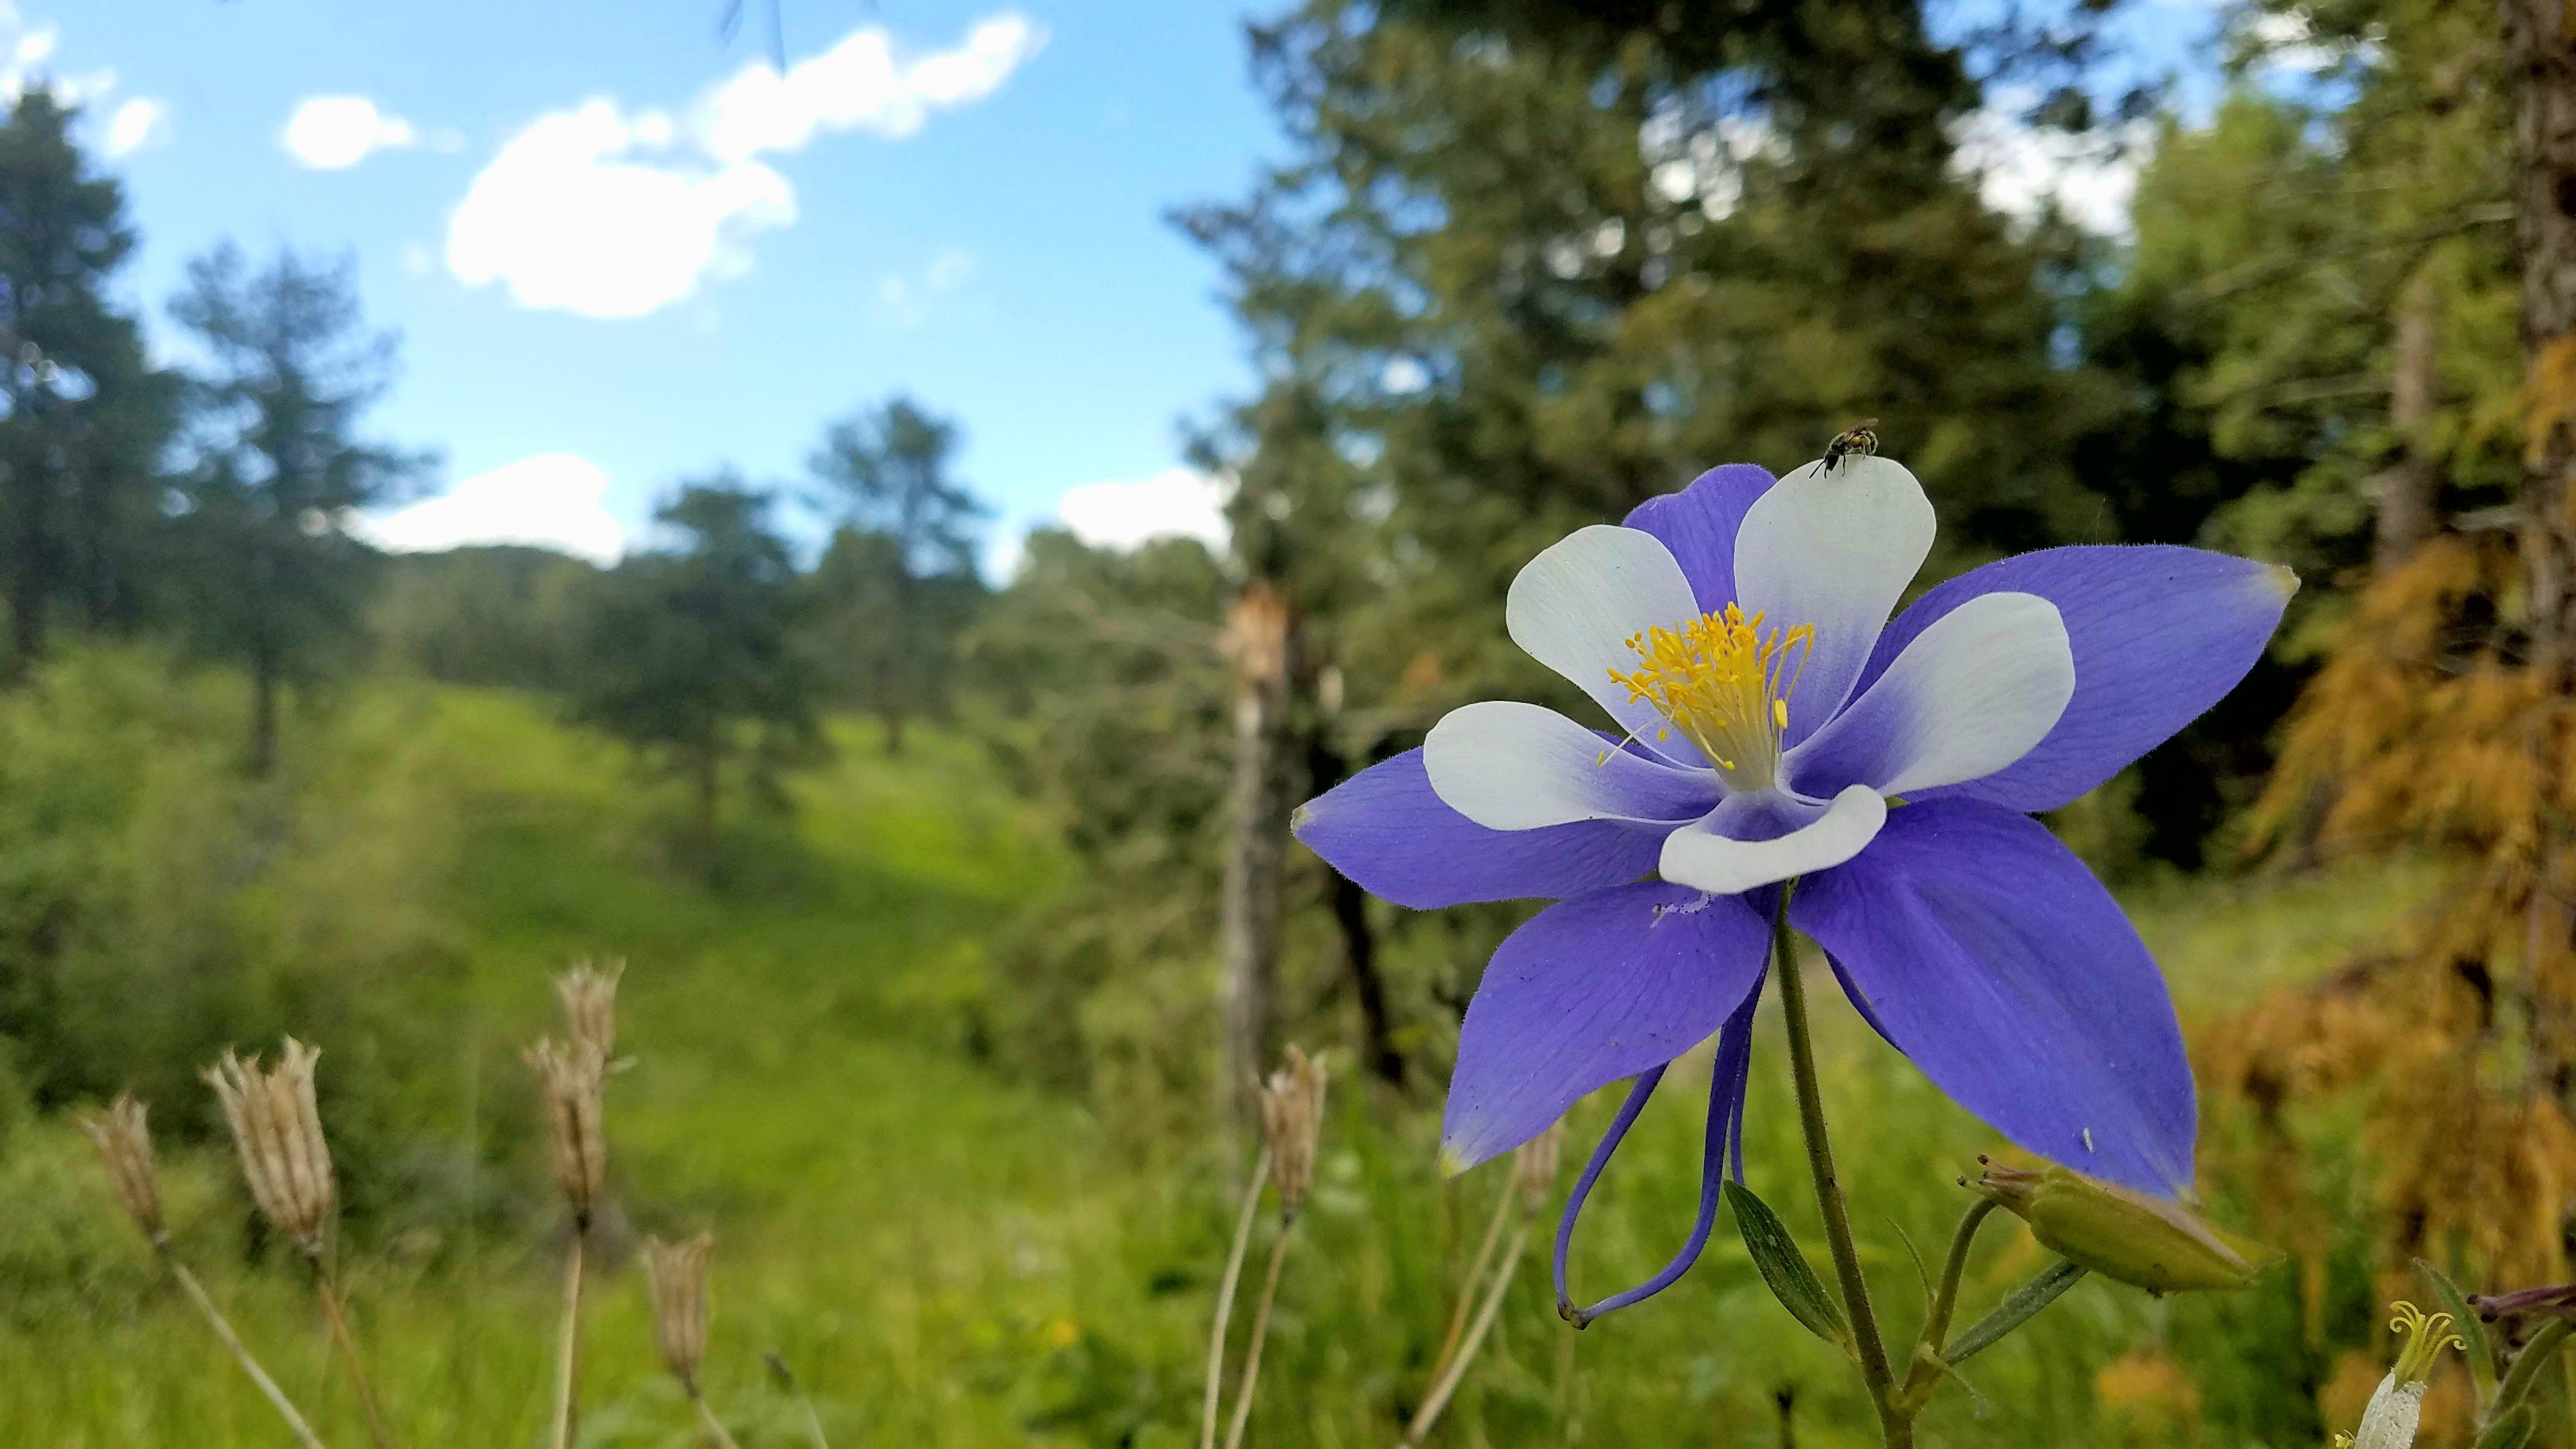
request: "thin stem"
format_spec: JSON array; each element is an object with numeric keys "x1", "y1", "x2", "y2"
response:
[
  {"x1": 307, "y1": 1257, "x2": 395, "y2": 1449},
  {"x1": 1903, "y1": 1199, "x2": 1999, "y2": 1406},
  {"x1": 765, "y1": 1350, "x2": 833, "y2": 1449},
  {"x1": 549, "y1": 1229, "x2": 587, "y2": 1449},
  {"x1": 160, "y1": 1246, "x2": 330, "y2": 1449},
  {"x1": 688, "y1": 1388, "x2": 746, "y2": 1449},
  {"x1": 1404, "y1": 1220, "x2": 1529, "y2": 1445},
  {"x1": 1431, "y1": 1179, "x2": 1515, "y2": 1378},
  {"x1": 1220, "y1": 1220, "x2": 1296, "y2": 1449},
  {"x1": 1200, "y1": 1145, "x2": 1272, "y2": 1449},
  {"x1": 2488, "y1": 1317, "x2": 2576, "y2": 1430},
  {"x1": 1770, "y1": 885, "x2": 1905, "y2": 1445}
]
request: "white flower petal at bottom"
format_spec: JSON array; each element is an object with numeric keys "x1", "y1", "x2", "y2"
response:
[{"x1": 1657, "y1": 785, "x2": 1886, "y2": 896}]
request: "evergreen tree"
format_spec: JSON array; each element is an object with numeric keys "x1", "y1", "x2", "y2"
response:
[
  {"x1": 167, "y1": 243, "x2": 427, "y2": 775},
  {"x1": 575, "y1": 477, "x2": 818, "y2": 870},
  {"x1": 804, "y1": 396, "x2": 986, "y2": 753},
  {"x1": 0, "y1": 86, "x2": 174, "y2": 672}
]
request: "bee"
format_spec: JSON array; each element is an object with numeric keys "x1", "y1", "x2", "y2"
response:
[{"x1": 1822, "y1": 419, "x2": 1880, "y2": 474}]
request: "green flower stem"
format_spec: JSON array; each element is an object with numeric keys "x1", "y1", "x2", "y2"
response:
[
  {"x1": 2486, "y1": 1317, "x2": 2574, "y2": 1432},
  {"x1": 1770, "y1": 884, "x2": 1907, "y2": 1445},
  {"x1": 1901, "y1": 1199, "x2": 1998, "y2": 1410}
]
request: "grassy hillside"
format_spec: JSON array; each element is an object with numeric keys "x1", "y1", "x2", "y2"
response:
[{"x1": 0, "y1": 678, "x2": 2429, "y2": 1446}]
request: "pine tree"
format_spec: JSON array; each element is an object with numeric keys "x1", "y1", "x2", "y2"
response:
[
  {"x1": 575, "y1": 477, "x2": 818, "y2": 871},
  {"x1": 804, "y1": 396, "x2": 986, "y2": 754},
  {"x1": 0, "y1": 86, "x2": 174, "y2": 673},
  {"x1": 167, "y1": 243, "x2": 427, "y2": 775}
]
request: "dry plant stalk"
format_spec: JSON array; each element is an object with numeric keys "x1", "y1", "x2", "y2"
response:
[
  {"x1": 1198, "y1": 1144, "x2": 1272, "y2": 1449},
  {"x1": 77, "y1": 1095, "x2": 332, "y2": 1449},
  {"x1": 528, "y1": 1032, "x2": 611, "y2": 1449},
  {"x1": 1405, "y1": 1123, "x2": 1562, "y2": 1446},
  {"x1": 206, "y1": 1040, "x2": 394, "y2": 1449},
  {"x1": 1215, "y1": 1047, "x2": 1327, "y2": 1449},
  {"x1": 645, "y1": 1233, "x2": 741, "y2": 1449},
  {"x1": 556, "y1": 958, "x2": 623, "y2": 1063}
]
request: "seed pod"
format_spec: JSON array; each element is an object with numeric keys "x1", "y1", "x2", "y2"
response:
[
  {"x1": 1970, "y1": 1160, "x2": 2278, "y2": 1293},
  {"x1": 556, "y1": 959, "x2": 623, "y2": 1064},
  {"x1": 74, "y1": 1093, "x2": 164, "y2": 1242},
  {"x1": 643, "y1": 1233, "x2": 716, "y2": 1394},
  {"x1": 204, "y1": 1039, "x2": 337, "y2": 1259},
  {"x1": 1258, "y1": 1046, "x2": 1327, "y2": 1221}
]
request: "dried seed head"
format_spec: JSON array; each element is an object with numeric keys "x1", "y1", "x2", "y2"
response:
[
  {"x1": 642, "y1": 1232, "x2": 715, "y2": 1393},
  {"x1": 1258, "y1": 1045, "x2": 1328, "y2": 1220},
  {"x1": 204, "y1": 1039, "x2": 335, "y2": 1258},
  {"x1": 74, "y1": 1092, "x2": 164, "y2": 1241},
  {"x1": 525, "y1": 1036, "x2": 609, "y2": 1223},
  {"x1": 1512, "y1": 1121, "x2": 1564, "y2": 1213},
  {"x1": 556, "y1": 958, "x2": 623, "y2": 1063}
]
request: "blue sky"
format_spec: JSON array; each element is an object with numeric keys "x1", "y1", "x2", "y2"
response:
[{"x1": 27, "y1": 0, "x2": 2235, "y2": 573}]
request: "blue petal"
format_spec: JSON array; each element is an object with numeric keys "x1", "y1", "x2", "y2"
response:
[
  {"x1": 1852, "y1": 546, "x2": 2294, "y2": 813},
  {"x1": 1790, "y1": 799, "x2": 2195, "y2": 1195},
  {"x1": 1551, "y1": 990, "x2": 1761, "y2": 1326},
  {"x1": 1293, "y1": 749, "x2": 1662, "y2": 909},
  {"x1": 1441, "y1": 881, "x2": 1768, "y2": 1170},
  {"x1": 1622, "y1": 464, "x2": 1776, "y2": 613}
]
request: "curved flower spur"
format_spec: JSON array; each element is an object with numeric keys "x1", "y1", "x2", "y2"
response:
[{"x1": 1292, "y1": 452, "x2": 2295, "y2": 1322}]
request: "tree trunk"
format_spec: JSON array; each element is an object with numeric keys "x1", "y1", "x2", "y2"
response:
[
  {"x1": 1218, "y1": 582, "x2": 1296, "y2": 1121},
  {"x1": 693, "y1": 735, "x2": 721, "y2": 873},
  {"x1": 1304, "y1": 737, "x2": 1406, "y2": 1089},
  {"x1": 2502, "y1": 0, "x2": 2576, "y2": 1087},
  {"x1": 249, "y1": 634, "x2": 279, "y2": 779},
  {"x1": 2372, "y1": 269, "x2": 2443, "y2": 571},
  {"x1": 6, "y1": 450, "x2": 48, "y2": 682}
]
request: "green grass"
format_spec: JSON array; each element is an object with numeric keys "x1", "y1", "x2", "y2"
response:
[{"x1": 0, "y1": 684, "x2": 2428, "y2": 1446}]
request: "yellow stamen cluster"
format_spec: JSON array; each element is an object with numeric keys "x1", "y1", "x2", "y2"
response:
[
  {"x1": 1607, "y1": 604, "x2": 1813, "y2": 786},
  {"x1": 2386, "y1": 1301, "x2": 2463, "y2": 1387}
]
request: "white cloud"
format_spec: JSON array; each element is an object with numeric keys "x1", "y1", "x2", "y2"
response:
[
  {"x1": 360, "y1": 452, "x2": 626, "y2": 564},
  {"x1": 446, "y1": 99, "x2": 795, "y2": 319},
  {"x1": 1055, "y1": 468, "x2": 1229, "y2": 553},
  {"x1": 878, "y1": 247, "x2": 975, "y2": 326},
  {"x1": 694, "y1": 13, "x2": 1043, "y2": 164},
  {"x1": 447, "y1": 12, "x2": 1043, "y2": 320},
  {"x1": 1951, "y1": 92, "x2": 2147, "y2": 238},
  {"x1": 102, "y1": 96, "x2": 165, "y2": 157},
  {"x1": 282, "y1": 95, "x2": 418, "y2": 169}
]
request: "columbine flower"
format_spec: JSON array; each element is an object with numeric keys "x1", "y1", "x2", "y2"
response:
[
  {"x1": 2340, "y1": 1302, "x2": 2461, "y2": 1449},
  {"x1": 1291, "y1": 456, "x2": 2293, "y2": 1317}
]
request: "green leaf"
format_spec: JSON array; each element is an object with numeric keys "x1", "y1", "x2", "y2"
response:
[
  {"x1": 2415, "y1": 1258, "x2": 2497, "y2": 1399},
  {"x1": 1724, "y1": 1180, "x2": 1852, "y2": 1353},
  {"x1": 1944, "y1": 1260, "x2": 2089, "y2": 1365},
  {"x1": 2474, "y1": 1404, "x2": 2533, "y2": 1449}
]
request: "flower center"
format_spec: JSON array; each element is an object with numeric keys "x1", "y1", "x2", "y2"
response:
[{"x1": 1607, "y1": 604, "x2": 1814, "y2": 790}]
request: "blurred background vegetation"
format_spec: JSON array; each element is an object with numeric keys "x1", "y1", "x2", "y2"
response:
[{"x1": 3, "y1": 0, "x2": 2572, "y2": 1443}]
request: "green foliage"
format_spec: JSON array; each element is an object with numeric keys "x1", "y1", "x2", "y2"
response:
[{"x1": 369, "y1": 544, "x2": 603, "y2": 692}]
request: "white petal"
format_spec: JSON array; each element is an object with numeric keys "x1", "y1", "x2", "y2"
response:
[
  {"x1": 1506, "y1": 524, "x2": 1707, "y2": 765},
  {"x1": 1731, "y1": 454, "x2": 1935, "y2": 745},
  {"x1": 1657, "y1": 785, "x2": 1887, "y2": 896},
  {"x1": 1425, "y1": 701, "x2": 1718, "y2": 831},
  {"x1": 1786, "y1": 591, "x2": 2074, "y2": 798}
]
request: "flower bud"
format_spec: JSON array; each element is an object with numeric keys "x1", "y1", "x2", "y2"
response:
[{"x1": 1970, "y1": 1159, "x2": 2279, "y2": 1293}]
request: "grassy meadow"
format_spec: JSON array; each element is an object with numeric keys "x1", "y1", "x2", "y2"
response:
[{"x1": 0, "y1": 664, "x2": 2435, "y2": 1447}]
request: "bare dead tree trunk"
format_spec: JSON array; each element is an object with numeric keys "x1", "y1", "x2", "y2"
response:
[
  {"x1": 2373, "y1": 269, "x2": 2444, "y2": 571},
  {"x1": 2502, "y1": 0, "x2": 2576, "y2": 1089},
  {"x1": 1219, "y1": 582, "x2": 1296, "y2": 1122}
]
